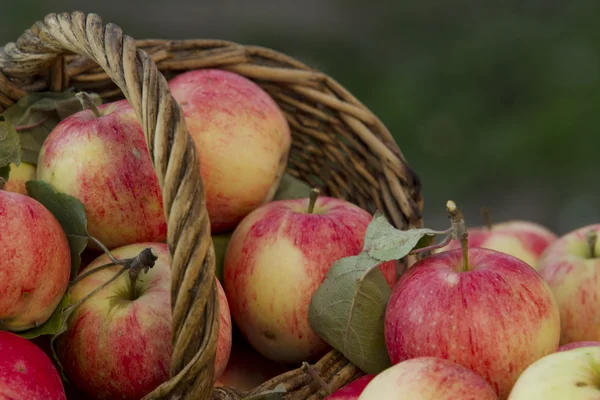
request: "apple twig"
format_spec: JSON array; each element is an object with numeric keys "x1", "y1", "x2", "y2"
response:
[
  {"x1": 88, "y1": 236, "x2": 121, "y2": 264},
  {"x1": 69, "y1": 261, "x2": 120, "y2": 287},
  {"x1": 126, "y1": 248, "x2": 158, "y2": 299},
  {"x1": 307, "y1": 188, "x2": 320, "y2": 214},
  {"x1": 76, "y1": 92, "x2": 102, "y2": 118},
  {"x1": 481, "y1": 207, "x2": 493, "y2": 230},
  {"x1": 447, "y1": 200, "x2": 469, "y2": 271},
  {"x1": 588, "y1": 230, "x2": 597, "y2": 258}
]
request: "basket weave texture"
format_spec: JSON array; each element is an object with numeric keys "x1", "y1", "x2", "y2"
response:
[{"x1": 0, "y1": 11, "x2": 424, "y2": 400}]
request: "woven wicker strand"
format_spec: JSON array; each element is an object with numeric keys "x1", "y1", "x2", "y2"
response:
[{"x1": 0, "y1": 11, "x2": 424, "y2": 400}]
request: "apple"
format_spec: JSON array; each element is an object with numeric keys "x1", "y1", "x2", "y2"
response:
[
  {"x1": 508, "y1": 346, "x2": 600, "y2": 399},
  {"x1": 3, "y1": 161, "x2": 36, "y2": 195},
  {"x1": 536, "y1": 224, "x2": 600, "y2": 345},
  {"x1": 0, "y1": 190, "x2": 71, "y2": 331},
  {"x1": 557, "y1": 341, "x2": 600, "y2": 352},
  {"x1": 168, "y1": 69, "x2": 291, "y2": 233},
  {"x1": 56, "y1": 242, "x2": 232, "y2": 400},
  {"x1": 36, "y1": 99, "x2": 167, "y2": 251},
  {"x1": 325, "y1": 374, "x2": 375, "y2": 400},
  {"x1": 223, "y1": 192, "x2": 398, "y2": 364},
  {"x1": 358, "y1": 356, "x2": 498, "y2": 400},
  {"x1": 435, "y1": 220, "x2": 557, "y2": 269},
  {"x1": 385, "y1": 246, "x2": 561, "y2": 399},
  {"x1": 0, "y1": 331, "x2": 67, "y2": 400}
]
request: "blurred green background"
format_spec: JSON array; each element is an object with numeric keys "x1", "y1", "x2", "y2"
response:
[{"x1": 2, "y1": 1, "x2": 598, "y2": 235}]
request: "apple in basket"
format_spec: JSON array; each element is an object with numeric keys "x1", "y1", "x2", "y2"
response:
[
  {"x1": 168, "y1": 69, "x2": 292, "y2": 233},
  {"x1": 536, "y1": 224, "x2": 600, "y2": 345},
  {"x1": 435, "y1": 212, "x2": 557, "y2": 269},
  {"x1": 358, "y1": 357, "x2": 498, "y2": 400},
  {"x1": 223, "y1": 189, "x2": 397, "y2": 364},
  {"x1": 2, "y1": 161, "x2": 36, "y2": 195},
  {"x1": 0, "y1": 331, "x2": 67, "y2": 400},
  {"x1": 56, "y1": 242, "x2": 232, "y2": 400},
  {"x1": 0, "y1": 189, "x2": 71, "y2": 332},
  {"x1": 385, "y1": 201, "x2": 560, "y2": 399},
  {"x1": 36, "y1": 98, "x2": 167, "y2": 251}
]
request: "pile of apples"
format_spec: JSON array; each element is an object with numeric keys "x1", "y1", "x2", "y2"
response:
[{"x1": 1, "y1": 67, "x2": 600, "y2": 400}]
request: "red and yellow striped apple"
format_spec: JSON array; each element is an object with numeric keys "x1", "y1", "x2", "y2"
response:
[
  {"x1": 385, "y1": 246, "x2": 561, "y2": 399},
  {"x1": 435, "y1": 220, "x2": 556, "y2": 269},
  {"x1": 0, "y1": 190, "x2": 71, "y2": 331},
  {"x1": 358, "y1": 357, "x2": 498, "y2": 400},
  {"x1": 56, "y1": 242, "x2": 232, "y2": 400},
  {"x1": 37, "y1": 99, "x2": 167, "y2": 250},
  {"x1": 536, "y1": 224, "x2": 600, "y2": 345},
  {"x1": 223, "y1": 193, "x2": 397, "y2": 364},
  {"x1": 3, "y1": 161, "x2": 36, "y2": 195},
  {"x1": 0, "y1": 331, "x2": 67, "y2": 400},
  {"x1": 168, "y1": 69, "x2": 291, "y2": 233}
]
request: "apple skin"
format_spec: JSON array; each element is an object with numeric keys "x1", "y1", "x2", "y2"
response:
[
  {"x1": 557, "y1": 341, "x2": 600, "y2": 352},
  {"x1": 0, "y1": 190, "x2": 71, "y2": 331},
  {"x1": 508, "y1": 346, "x2": 600, "y2": 399},
  {"x1": 536, "y1": 224, "x2": 600, "y2": 345},
  {"x1": 0, "y1": 331, "x2": 67, "y2": 400},
  {"x1": 56, "y1": 242, "x2": 232, "y2": 400},
  {"x1": 223, "y1": 196, "x2": 397, "y2": 364},
  {"x1": 385, "y1": 248, "x2": 561, "y2": 399},
  {"x1": 358, "y1": 356, "x2": 498, "y2": 400},
  {"x1": 3, "y1": 161, "x2": 36, "y2": 195},
  {"x1": 37, "y1": 99, "x2": 167, "y2": 250},
  {"x1": 168, "y1": 69, "x2": 291, "y2": 233},
  {"x1": 435, "y1": 221, "x2": 557, "y2": 269},
  {"x1": 325, "y1": 374, "x2": 375, "y2": 400}
]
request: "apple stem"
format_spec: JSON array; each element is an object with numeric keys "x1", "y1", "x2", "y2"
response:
[
  {"x1": 127, "y1": 248, "x2": 159, "y2": 300},
  {"x1": 69, "y1": 261, "x2": 121, "y2": 287},
  {"x1": 307, "y1": 188, "x2": 320, "y2": 214},
  {"x1": 76, "y1": 92, "x2": 102, "y2": 118},
  {"x1": 88, "y1": 235, "x2": 121, "y2": 265},
  {"x1": 447, "y1": 200, "x2": 469, "y2": 272},
  {"x1": 301, "y1": 361, "x2": 332, "y2": 395},
  {"x1": 481, "y1": 207, "x2": 493, "y2": 230},
  {"x1": 588, "y1": 230, "x2": 598, "y2": 258}
]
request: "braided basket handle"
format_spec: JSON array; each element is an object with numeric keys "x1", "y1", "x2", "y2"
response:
[{"x1": 0, "y1": 11, "x2": 218, "y2": 399}]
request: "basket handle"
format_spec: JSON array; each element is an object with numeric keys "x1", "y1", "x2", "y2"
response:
[{"x1": 0, "y1": 11, "x2": 218, "y2": 399}]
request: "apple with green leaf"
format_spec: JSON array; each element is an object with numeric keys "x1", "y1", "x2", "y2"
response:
[
  {"x1": 56, "y1": 242, "x2": 232, "y2": 400},
  {"x1": 358, "y1": 357, "x2": 498, "y2": 400},
  {"x1": 508, "y1": 346, "x2": 600, "y2": 399},
  {"x1": 0, "y1": 188, "x2": 71, "y2": 332},
  {"x1": 434, "y1": 209, "x2": 556, "y2": 269},
  {"x1": 536, "y1": 224, "x2": 600, "y2": 345},
  {"x1": 168, "y1": 69, "x2": 291, "y2": 233},
  {"x1": 37, "y1": 97, "x2": 167, "y2": 250},
  {"x1": 384, "y1": 201, "x2": 561, "y2": 399},
  {"x1": 0, "y1": 331, "x2": 67, "y2": 400},
  {"x1": 223, "y1": 189, "x2": 397, "y2": 364}
]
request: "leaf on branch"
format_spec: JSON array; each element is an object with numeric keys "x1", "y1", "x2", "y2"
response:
[
  {"x1": 308, "y1": 252, "x2": 392, "y2": 374},
  {"x1": 26, "y1": 180, "x2": 89, "y2": 279}
]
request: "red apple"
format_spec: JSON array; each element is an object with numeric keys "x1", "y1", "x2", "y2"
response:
[
  {"x1": 37, "y1": 99, "x2": 167, "y2": 250},
  {"x1": 0, "y1": 331, "x2": 67, "y2": 399},
  {"x1": 223, "y1": 193, "x2": 397, "y2": 364},
  {"x1": 435, "y1": 220, "x2": 557, "y2": 269},
  {"x1": 536, "y1": 224, "x2": 600, "y2": 345},
  {"x1": 557, "y1": 341, "x2": 600, "y2": 352},
  {"x1": 0, "y1": 190, "x2": 71, "y2": 331},
  {"x1": 3, "y1": 161, "x2": 36, "y2": 195},
  {"x1": 358, "y1": 357, "x2": 498, "y2": 400},
  {"x1": 168, "y1": 69, "x2": 291, "y2": 233},
  {"x1": 385, "y1": 247, "x2": 561, "y2": 399},
  {"x1": 325, "y1": 374, "x2": 375, "y2": 400},
  {"x1": 56, "y1": 242, "x2": 232, "y2": 400}
]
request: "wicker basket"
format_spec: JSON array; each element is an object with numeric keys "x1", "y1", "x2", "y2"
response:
[{"x1": 0, "y1": 11, "x2": 424, "y2": 400}]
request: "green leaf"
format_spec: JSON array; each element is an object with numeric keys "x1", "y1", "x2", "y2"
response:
[
  {"x1": 1, "y1": 91, "x2": 101, "y2": 165},
  {"x1": 243, "y1": 384, "x2": 287, "y2": 400},
  {"x1": 15, "y1": 292, "x2": 71, "y2": 339},
  {"x1": 308, "y1": 252, "x2": 392, "y2": 374},
  {"x1": 273, "y1": 173, "x2": 312, "y2": 201},
  {"x1": 26, "y1": 180, "x2": 89, "y2": 279},
  {"x1": 363, "y1": 211, "x2": 441, "y2": 262},
  {"x1": 0, "y1": 115, "x2": 21, "y2": 169}
]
